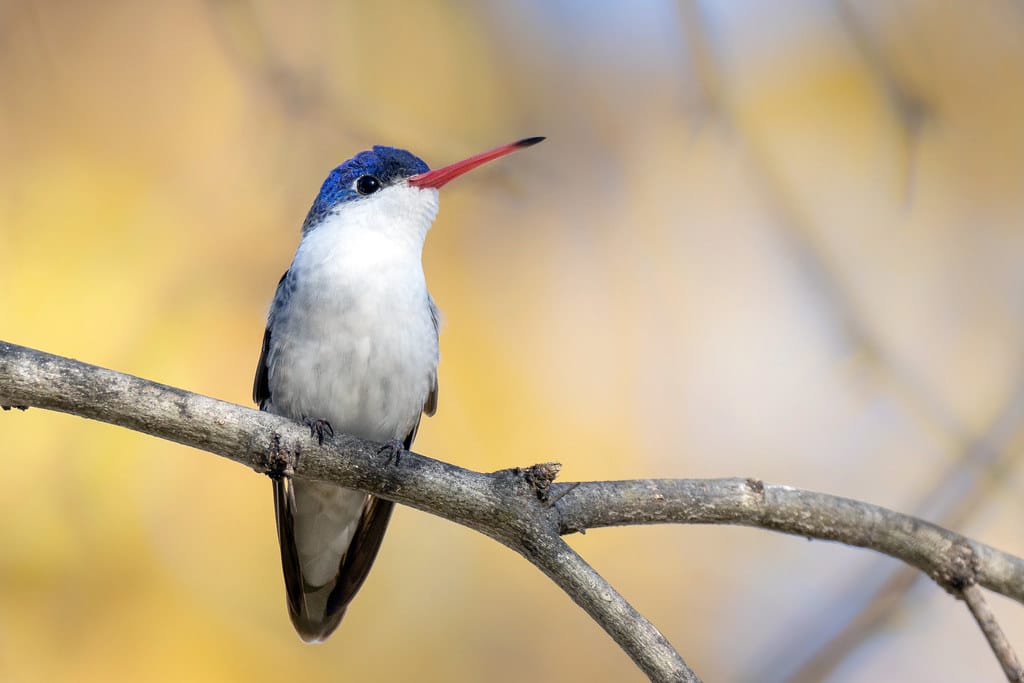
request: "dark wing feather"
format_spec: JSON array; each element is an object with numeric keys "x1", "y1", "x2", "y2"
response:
[
  {"x1": 322, "y1": 496, "x2": 395, "y2": 622},
  {"x1": 272, "y1": 478, "x2": 305, "y2": 620},
  {"x1": 253, "y1": 271, "x2": 289, "y2": 408},
  {"x1": 253, "y1": 326, "x2": 272, "y2": 408},
  {"x1": 424, "y1": 378, "x2": 438, "y2": 416},
  {"x1": 424, "y1": 292, "x2": 440, "y2": 417}
]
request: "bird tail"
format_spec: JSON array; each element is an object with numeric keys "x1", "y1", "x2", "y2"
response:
[{"x1": 273, "y1": 478, "x2": 394, "y2": 642}]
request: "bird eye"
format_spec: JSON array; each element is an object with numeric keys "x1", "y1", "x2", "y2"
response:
[{"x1": 355, "y1": 175, "x2": 382, "y2": 195}]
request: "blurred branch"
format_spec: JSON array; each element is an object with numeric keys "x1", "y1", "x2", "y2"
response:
[
  {"x1": 204, "y1": 0, "x2": 379, "y2": 143},
  {"x1": 207, "y1": 0, "x2": 321, "y2": 117},
  {"x1": 835, "y1": 0, "x2": 934, "y2": 203},
  {"x1": 676, "y1": 0, "x2": 724, "y2": 134},
  {"x1": 4, "y1": 340, "x2": 1024, "y2": 681},
  {"x1": 962, "y1": 583, "x2": 1024, "y2": 682},
  {"x1": 679, "y1": 2, "x2": 953, "y2": 429},
  {"x1": 768, "y1": 566, "x2": 920, "y2": 683},
  {"x1": 203, "y1": 0, "x2": 489, "y2": 170}
]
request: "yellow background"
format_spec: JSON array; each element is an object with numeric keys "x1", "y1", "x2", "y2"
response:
[{"x1": 2, "y1": 1, "x2": 1024, "y2": 681}]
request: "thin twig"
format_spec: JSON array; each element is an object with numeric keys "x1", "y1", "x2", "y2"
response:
[
  {"x1": 961, "y1": 584, "x2": 1024, "y2": 682},
  {"x1": 530, "y1": 536, "x2": 698, "y2": 683}
]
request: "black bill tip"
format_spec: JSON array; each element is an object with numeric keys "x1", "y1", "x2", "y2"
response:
[{"x1": 516, "y1": 136, "x2": 546, "y2": 148}]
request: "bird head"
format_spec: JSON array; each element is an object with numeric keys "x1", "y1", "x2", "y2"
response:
[{"x1": 301, "y1": 137, "x2": 545, "y2": 235}]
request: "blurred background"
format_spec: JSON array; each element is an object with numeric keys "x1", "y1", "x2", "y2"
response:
[{"x1": 2, "y1": 1, "x2": 1024, "y2": 681}]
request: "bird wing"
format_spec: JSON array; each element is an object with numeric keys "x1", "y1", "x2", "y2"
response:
[
  {"x1": 424, "y1": 377, "x2": 438, "y2": 416},
  {"x1": 424, "y1": 292, "x2": 441, "y2": 417},
  {"x1": 253, "y1": 271, "x2": 288, "y2": 409}
]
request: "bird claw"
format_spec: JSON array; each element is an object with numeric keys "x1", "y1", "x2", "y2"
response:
[
  {"x1": 302, "y1": 417, "x2": 334, "y2": 445},
  {"x1": 378, "y1": 438, "x2": 405, "y2": 466}
]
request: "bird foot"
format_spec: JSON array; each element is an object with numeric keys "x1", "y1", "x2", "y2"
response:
[
  {"x1": 302, "y1": 417, "x2": 334, "y2": 445},
  {"x1": 378, "y1": 438, "x2": 405, "y2": 466}
]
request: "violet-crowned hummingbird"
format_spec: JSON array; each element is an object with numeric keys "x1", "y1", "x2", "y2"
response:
[{"x1": 253, "y1": 136, "x2": 544, "y2": 642}]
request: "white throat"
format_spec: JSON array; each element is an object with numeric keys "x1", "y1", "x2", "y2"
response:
[{"x1": 303, "y1": 183, "x2": 440, "y2": 260}]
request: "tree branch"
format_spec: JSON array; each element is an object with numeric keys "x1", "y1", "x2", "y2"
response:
[
  {"x1": 961, "y1": 583, "x2": 1024, "y2": 682},
  {"x1": 557, "y1": 479, "x2": 1024, "y2": 605},
  {"x1": 0, "y1": 340, "x2": 698, "y2": 683},
  {"x1": 3, "y1": 339, "x2": 1023, "y2": 681}
]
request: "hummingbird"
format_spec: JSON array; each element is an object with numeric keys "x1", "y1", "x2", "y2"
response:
[{"x1": 253, "y1": 136, "x2": 544, "y2": 642}]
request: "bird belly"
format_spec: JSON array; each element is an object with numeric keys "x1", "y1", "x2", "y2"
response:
[{"x1": 267, "y1": 298, "x2": 437, "y2": 443}]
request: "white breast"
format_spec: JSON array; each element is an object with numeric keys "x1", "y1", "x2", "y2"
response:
[{"x1": 266, "y1": 183, "x2": 440, "y2": 443}]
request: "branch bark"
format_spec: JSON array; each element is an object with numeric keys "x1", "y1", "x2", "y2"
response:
[
  {"x1": 3, "y1": 340, "x2": 1023, "y2": 681},
  {"x1": 961, "y1": 583, "x2": 1024, "y2": 682}
]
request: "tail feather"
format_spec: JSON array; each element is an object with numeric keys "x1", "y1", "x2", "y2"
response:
[{"x1": 274, "y1": 478, "x2": 394, "y2": 642}]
